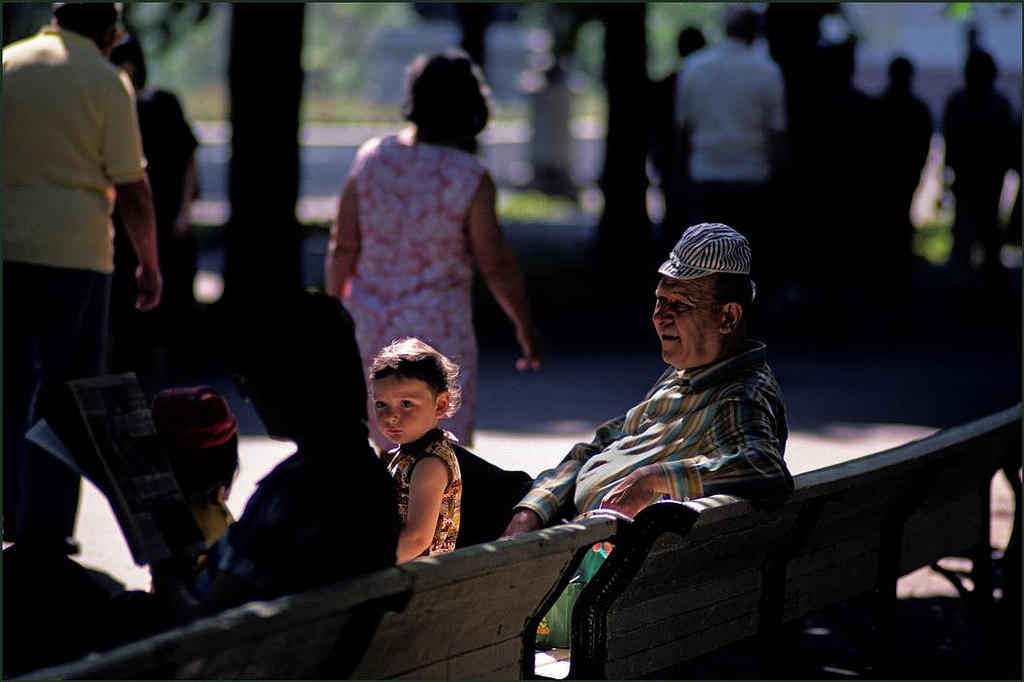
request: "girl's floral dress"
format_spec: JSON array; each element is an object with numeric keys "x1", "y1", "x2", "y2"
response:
[{"x1": 386, "y1": 428, "x2": 462, "y2": 556}]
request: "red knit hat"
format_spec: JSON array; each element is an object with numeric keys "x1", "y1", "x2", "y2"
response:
[{"x1": 151, "y1": 386, "x2": 238, "y2": 451}]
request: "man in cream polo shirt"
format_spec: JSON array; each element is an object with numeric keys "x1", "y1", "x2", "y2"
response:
[{"x1": 3, "y1": 3, "x2": 162, "y2": 555}]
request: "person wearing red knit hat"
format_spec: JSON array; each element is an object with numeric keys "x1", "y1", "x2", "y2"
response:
[{"x1": 151, "y1": 386, "x2": 239, "y2": 556}]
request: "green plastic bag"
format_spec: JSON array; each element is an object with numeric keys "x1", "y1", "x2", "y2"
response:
[{"x1": 536, "y1": 544, "x2": 610, "y2": 649}]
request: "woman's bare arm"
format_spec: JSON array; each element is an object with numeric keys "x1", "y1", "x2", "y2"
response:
[
  {"x1": 466, "y1": 173, "x2": 542, "y2": 369},
  {"x1": 325, "y1": 178, "x2": 361, "y2": 300}
]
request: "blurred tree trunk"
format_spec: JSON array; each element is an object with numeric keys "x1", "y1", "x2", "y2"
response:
[
  {"x1": 223, "y1": 3, "x2": 305, "y2": 313},
  {"x1": 455, "y1": 3, "x2": 493, "y2": 70},
  {"x1": 596, "y1": 3, "x2": 653, "y2": 292},
  {"x1": 2, "y1": 4, "x2": 53, "y2": 45}
]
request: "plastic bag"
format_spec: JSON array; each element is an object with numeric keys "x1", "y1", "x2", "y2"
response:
[{"x1": 535, "y1": 543, "x2": 610, "y2": 649}]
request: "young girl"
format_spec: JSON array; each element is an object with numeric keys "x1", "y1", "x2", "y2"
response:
[{"x1": 369, "y1": 338, "x2": 463, "y2": 562}]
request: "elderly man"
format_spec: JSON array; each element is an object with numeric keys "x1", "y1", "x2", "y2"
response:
[
  {"x1": 3, "y1": 2, "x2": 161, "y2": 554},
  {"x1": 504, "y1": 223, "x2": 791, "y2": 536}
]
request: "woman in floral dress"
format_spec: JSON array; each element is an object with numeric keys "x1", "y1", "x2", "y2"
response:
[{"x1": 325, "y1": 49, "x2": 542, "y2": 448}]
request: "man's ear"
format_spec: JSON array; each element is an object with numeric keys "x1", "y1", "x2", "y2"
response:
[
  {"x1": 719, "y1": 302, "x2": 743, "y2": 333},
  {"x1": 435, "y1": 391, "x2": 451, "y2": 418}
]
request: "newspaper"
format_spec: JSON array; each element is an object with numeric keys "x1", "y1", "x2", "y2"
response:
[{"x1": 39, "y1": 373, "x2": 207, "y2": 566}]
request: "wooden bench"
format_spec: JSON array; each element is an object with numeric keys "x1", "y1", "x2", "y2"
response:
[
  {"x1": 21, "y1": 517, "x2": 620, "y2": 679},
  {"x1": 19, "y1": 405, "x2": 1019, "y2": 679},
  {"x1": 568, "y1": 403, "x2": 1021, "y2": 679}
]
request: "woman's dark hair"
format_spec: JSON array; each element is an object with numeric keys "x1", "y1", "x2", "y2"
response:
[
  {"x1": 369, "y1": 337, "x2": 462, "y2": 418},
  {"x1": 402, "y1": 48, "x2": 490, "y2": 149},
  {"x1": 110, "y1": 34, "x2": 147, "y2": 90}
]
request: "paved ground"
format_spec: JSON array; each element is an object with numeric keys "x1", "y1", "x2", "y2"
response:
[{"x1": 19, "y1": 216, "x2": 1024, "y2": 678}]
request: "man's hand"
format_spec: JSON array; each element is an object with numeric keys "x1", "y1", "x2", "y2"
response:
[
  {"x1": 599, "y1": 465, "x2": 666, "y2": 518},
  {"x1": 501, "y1": 509, "x2": 541, "y2": 538},
  {"x1": 115, "y1": 176, "x2": 162, "y2": 310},
  {"x1": 135, "y1": 263, "x2": 163, "y2": 311}
]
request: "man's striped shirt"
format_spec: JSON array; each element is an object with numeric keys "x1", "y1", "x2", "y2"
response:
[{"x1": 517, "y1": 341, "x2": 791, "y2": 523}]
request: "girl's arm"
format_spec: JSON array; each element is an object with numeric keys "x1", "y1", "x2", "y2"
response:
[
  {"x1": 396, "y1": 456, "x2": 450, "y2": 563},
  {"x1": 325, "y1": 177, "x2": 361, "y2": 300},
  {"x1": 466, "y1": 172, "x2": 543, "y2": 370}
]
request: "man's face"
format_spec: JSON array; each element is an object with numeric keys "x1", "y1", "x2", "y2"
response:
[{"x1": 652, "y1": 276, "x2": 730, "y2": 370}]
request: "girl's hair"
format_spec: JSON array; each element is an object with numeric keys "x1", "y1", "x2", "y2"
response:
[
  {"x1": 369, "y1": 338, "x2": 462, "y2": 418},
  {"x1": 401, "y1": 48, "x2": 491, "y2": 149}
]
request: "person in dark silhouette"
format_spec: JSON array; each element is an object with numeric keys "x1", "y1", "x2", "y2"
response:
[
  {"x1": 873, "y1": 56, "x2": 933, "y2": 306},
  {"x1": 108, "y1": 35, "x2": 200, "y2": 397},
  {"x1": 2, "y1": 541, "x2": 133, "y2": 676},
  {"x1": 649, "y1": 26, "x2": 706, "y2": 250},
  {"x1": 151, "y1": 290, "x2": 400, "y2": 623},
  {"x1": 942, "y1": 48, "x2": 1015, "y2": 294},
  {"x1": 1009, "y1": 113, "x2": 1022, "y2": 248},
  {"x1": 789, "y1": 38, "x2": 879, "y2": 325}
]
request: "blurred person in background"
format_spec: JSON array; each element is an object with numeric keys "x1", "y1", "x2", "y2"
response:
[
  {"x1": 942, "y1": 47, "x2": 1016, "y2": 297},
  {"x1": 108, "y1": 34, "x2": 200, "y2": 397},
  {"x1": 871, "y1": 55, "x2": 932, "y2": 308},
  {"x1": 674, "y1": 6, "x2": 788, "y2": 292}
]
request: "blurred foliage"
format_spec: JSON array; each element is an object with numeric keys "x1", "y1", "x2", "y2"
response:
[
  {"x1": 945, "y1": 3, "x2": 975, "y2": 22},
  {"x1": 2, "y1": 3, "x2": 54, "y2": 46},
  {"x1": 117, "y1": 3, "x2": 417, "y2": 122},
  {"x1": 497, "y1": 189, "x2": 579, "y2": 223},
  {"x1": 122, "y1": 4, "x2": 212, "y2": 55},
  {"x1": 121, "y1": 3, "x2": 230, "y2": 121},
  {"x1": 302, "y1": 3, "x2": 417, "y2": 122},
  {"x1": 103, "y1": 2, "x2": 733, "y2": 124},
  {"x1": 645, "y1": 3, "x2": 726, "y2": 79},
  {"x1": 914, "y1": 220, "x2": 954, "y2": 265}
]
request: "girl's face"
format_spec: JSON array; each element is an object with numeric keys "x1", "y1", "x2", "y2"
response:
[{"x1": 371, "y1": 374, "x2": 450, "y2": 446}]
